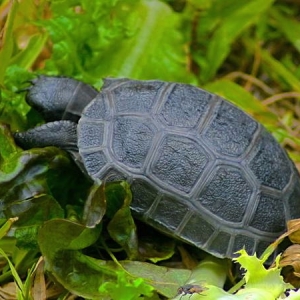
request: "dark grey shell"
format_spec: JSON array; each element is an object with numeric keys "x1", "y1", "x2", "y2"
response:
[{"x1": 77, "y1": 78, "x2": 300, "y2": 258}]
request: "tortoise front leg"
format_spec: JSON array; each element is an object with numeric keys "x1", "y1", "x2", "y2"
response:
[{"x1": 14, "y1": 120, "x2": 78, "y2": 152}]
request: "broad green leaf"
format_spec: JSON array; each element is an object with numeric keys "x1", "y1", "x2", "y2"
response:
[
  {"x1": 12, "y1": 195, "x2": 64, "y2": 250},
  {"x1": 0, "y1": 139, "x2": 82, "y2": 246},
  {"x1": 107, "y1": 182, "x2": 139, "y2": 259},
  {"x1": 82, "y1": 180, "x2": 138, "y2": 258},
  {"x1": 82, "y1": 182, "x2": 107, "y2": 228},
  {"x1": 38, "y1": 219, "x2": 100, "y2": 254},
  {"x1": 105, "y1": 181, "x2": 131, "y2": 219},
  {"x1": 138, "y1": 233, "x2": 175, "y2": 263},
  {"x1": 38, "y1": 218, "x2": 190, "y2": 299},
  {"x1": 108, "y1": 204, "x2": 139, "y2": 259},
  {"x1": 38, "y1": 219, "x2": 113, "y2": 299},
  {"x1": 0, "y1": 146, "x2": 69, "y2": 202},
  {"x1": 117, "y1": 260, "x2": 191, "y2": 298}
]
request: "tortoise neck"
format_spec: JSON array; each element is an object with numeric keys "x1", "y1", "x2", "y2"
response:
[{"x1": 62, "y1": 81, "x2": 98, "y2": 122}]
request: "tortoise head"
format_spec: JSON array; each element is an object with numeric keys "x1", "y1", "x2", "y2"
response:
[{"x1": 26, "y1": 76, "x2": 98, "y2": 122}]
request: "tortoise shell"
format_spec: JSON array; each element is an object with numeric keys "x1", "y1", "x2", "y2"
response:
[{"x1": 75, "y1": 78, "x2": 300, "y2": 258}]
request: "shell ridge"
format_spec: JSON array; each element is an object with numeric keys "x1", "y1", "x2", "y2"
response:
[
  {"x1": 175, "y1": 209, "x2": 196, "y2": 235},
  {"x1": 101, "y1": 78, "x2": 132, "y2": 91},
  {"x1": 151, "y1": 82, "x2": 176, "y2": 115},
  {"x1": 142, "y1": 192, "x2": 163, "y2": 220},
  {"x1": 196, "y1": 94, "x2": 221, "y2": 134}
]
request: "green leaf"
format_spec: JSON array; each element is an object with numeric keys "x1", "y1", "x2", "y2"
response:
[
  {"x1": 38, "y1": 218, "x2": 190, "y2": 299},
  {"x1": 0, "y1": 146, "x2": 69, "y2": 211},
  {"x1": 138, "y1": 233, "x2": 175, "y2": 264},
  {"x1": 38, "y1": 219, "x2": 100, "y2": 254},
  {"x1": 95, "y1": 0, "x2": 192, "y2": 82},
  {"x1": 0, "y1": 0, "x2": 48, "y2": 85},
  {"x1": 0, "y1": 136, "x2": 75, "y2": 248},
  {"x1": 10, "y1": 33, "x2": 48, "y2": 70},
  {"x1": 195, "y1": 0, "x2": 274, "y2": 83},
  {"x1": 234, "y1": 250, "x2": 288, "y2": 299},
  {"x1": 1, "y1": 66, "x2": 36, "y2": 132},
  {"x1": 270, "y1": 8, "x2": 300, "y2": 53},
  {"x1": 107, "y1": 182, "x2": 139, "y2": 259},
  {"x1": 0, "y1": 218, "x2": 18, "y2": 240},
  {"x1": 0, "y1": 141, "x2": 83, "y2": 248},
  {"x1": 99, "y1": 271, "x2": 154, "y2": 300},
  {"x1": 14, "y1": 226, "x2": 40, "y2": 250},
  {"x1": 108, "y1": 205, "x2": 139, "y2": 259},
  {"x1": 261, "y1": 49, "x2": 300, "y2": 92},
  {"x1": 0, "y1": 247, "x2": 36, "y2": 299},
  {"x1": 43, "y1": 0, "x2": 194, "y2": 83},
  {"x1": 105, "y1": 181, "x2": 131, "y2": 219},
  {"x1": 0, "y1": 124, "x2": 19, "y2": 163},
  {"x1": 118, "y1": 260, "x2": 191, "y2": 299},
  {"x1": 172, "y1": 256, "x2": 230, "y2": 300},
  {"x1": 0, "y1": 0, "x2": 18, "y2": 84},
  {"x1": 82, "y1": 182, "x2": 107, "y2": 228},
  {"x1": 0, "y1": 249, "x2": 22, "y2": 294},
  {"x1": 38, "y1": 219, "x2": 112, "y2": 299},
  {"x1": 204, "y1": 79, "x2": 277, "y2": 123}
]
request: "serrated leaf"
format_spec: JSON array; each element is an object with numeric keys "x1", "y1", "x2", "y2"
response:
[{"x1": 234, "y1": 250, "x2": 288, "y2": 298}]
